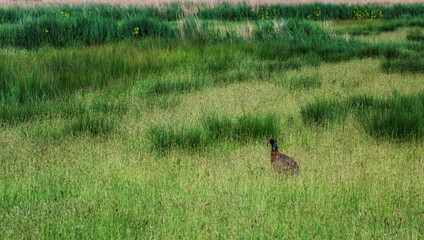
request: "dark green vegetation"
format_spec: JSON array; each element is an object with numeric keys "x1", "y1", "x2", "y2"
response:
[
  {"x1": 407, "y1": 27, "x2": 424, "y2": 41},
  {"x1": 148, "y1": 113, "x2": 280, "y2": 153},
  {"x1": 1, "y1": 3, "x2": 424, "y2": 239},
  {"x1": 280, "y1": 74, "x2": 322, "y2": 90},
  {"x1": 1, "y1": 2, "x2": 424, "y2": 24},
  {"x1": 336, "y1": 18, "x2": 424, "y2": 36},
  {"x1": 301, "y1": 93, "x2": 424, "y2": 141},
  {"x1": 1, "y1": 2, "x2": 424, "y2": 48},
  {"x1": 301, "y1": 99, "x2": 347, "y2": 125}
]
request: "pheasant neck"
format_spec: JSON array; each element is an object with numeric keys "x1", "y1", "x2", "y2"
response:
[{"x1": 272, "y1": 143, "x2": 278, "y2": 151}]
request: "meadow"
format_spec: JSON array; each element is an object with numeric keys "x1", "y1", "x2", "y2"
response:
[{"x1": 1, "y1": 2, "x2": 424, "y2": 239}]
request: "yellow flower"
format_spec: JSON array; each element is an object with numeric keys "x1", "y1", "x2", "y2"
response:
[{"x1": 133, "y1": 27, "x2": 141, "y2": 35}]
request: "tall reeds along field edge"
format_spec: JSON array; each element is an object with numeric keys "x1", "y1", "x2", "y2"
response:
[
  {"x1": 2, "y1": 2, "x2": 424, "y2": 48},
  {"x1": 1, "y1": 2, "x2": 424, "y2": 23}
]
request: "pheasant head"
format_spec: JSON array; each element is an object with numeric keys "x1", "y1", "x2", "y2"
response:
[{"x1": 268, "y1": 138, "x2": 278, "y2": 151}]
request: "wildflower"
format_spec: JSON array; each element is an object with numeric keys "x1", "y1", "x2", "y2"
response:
[{"x1": 133, "y1": 26, "x2": 140, "y2": 35}]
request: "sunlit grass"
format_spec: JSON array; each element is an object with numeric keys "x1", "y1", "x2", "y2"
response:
[{"x1": 1, "y1": 13, "x2": 424, "y2": 239}]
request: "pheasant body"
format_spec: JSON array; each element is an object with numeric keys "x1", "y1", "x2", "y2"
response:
[{"x1": 269, "y1": 138, "x2": 299, "y2": 174}]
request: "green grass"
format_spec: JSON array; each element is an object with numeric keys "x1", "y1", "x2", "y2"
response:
[
  {"x1": 2, "y1": 5, "x2": 424, "y2": 239},
  {"x1": 356, "y1": 93, "x2": 424, "y2": 141},
  {"x1": 301, "y1": 93, "x2": 424, "y2": 141},
  {"x1": 202, "y1": 112, "x2": 281, "y2": 142},
  {"x1": 280, "y1": 74, "x2": 322, "y2": 90},
  {"x1": 148, "y1": 113, "x2": 280, "y2": 153},
  {"x1": 381, "y1": 56, "x2": 424, "y2": 73},
  {"x1": 335, "y1": 18, "x2": 424, "y2": 36},
  {"x1": 148, "y1": 124, "x2": 207, "y2": 153},
  {"x1": 300, "y1": 99, "x2": 348, "y2": 125},
  {"x1": 67, "y1": 113, "x2": 116, "y2": 136},
  {"x1": 1, "y1": 2, "x2": 423, "y2": 25},
  {"x1": 407, "y1": 27, "x2": 424, "y2": 41}
]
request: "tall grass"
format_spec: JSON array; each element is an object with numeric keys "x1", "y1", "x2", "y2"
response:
[
  {"x1": 357, "y1": 93, "x2": 424, "y2": 141},
  {"x1": 1, "y1": 17, "x2": 423, "y2": 128},
  {"x1": 2, "y1": 18, "x2": 422, "y2": 126},
  {"x1": 148, "y1": 125, "x2": 208, "y2": 153},
  {"x1": 279, "y1": 74, "x2": 322, "y2": 90},
  {"x1": 406, "y1": 27, "x2": 424, "y2": 41},
  {"x1": 121, "y1": 16, "x2": 173, "y2": 39},
  {"x1": 148, "y1": 113, "x2": 281, "y2": 153},
  {"x1": 0, "y1": 2, "x2": 412, "y2": 23},
  {"x1": 179, "y1": 17, "x2": 211, "y2": 43},
  {"x1": 7, "y1": 14, "x2": 119, "y2": 48},
  {"x1": 3, "y1": 0, "x2": 424, "y2": 7},
  {"x1": 300, "y1": 99, "x2": 348, "y2": 125},
  {"x1": 0, "y1": 46, "x2": 139, "y2": 107},
  {"x1": 141, "y1": 75, "x2": 205, "y2": 97},
  {"x1": 202, "y1": 112, "x2": 280, "y2": 142},
  {"x1": 67, "y1": 113, "x2": 116, "y2": 136},
  {"x1": 302, "y1": 93, "x2": 424, "y2": 141},
  {"x1": 144, "y1": 93, "x2": 183, "y2": 110},
  {"x1": 1, "y1": 12, "x2": 421, "y2": 82},
  {"x1": 197, "y1": 2, "x2": 424, "y2": 21},
  {"x1": 336, "y1": 18, "x2": 424, "y2": 36},
  {"x1": 252, "y1": 19, "x2": 396, "y2": 63},
  {"x1": 2, "y1": 3, "x2": 424, "y2": 49},
  {"x1": 381, "y1": 56, "x2": 424, "y2": 73}
]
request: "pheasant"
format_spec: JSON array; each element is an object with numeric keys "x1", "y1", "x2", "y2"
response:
[{"x1": 269, "y1": 138, "x2": 299, "y2": 174}]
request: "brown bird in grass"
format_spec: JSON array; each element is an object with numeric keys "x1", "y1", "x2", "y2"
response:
[{"x1": 269, "y1": 138, "x2": 299, "y2": 174}]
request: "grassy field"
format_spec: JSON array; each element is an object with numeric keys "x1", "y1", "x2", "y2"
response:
[{"x1": 1, "y1": 2, "x2": 424, "y2": 239}]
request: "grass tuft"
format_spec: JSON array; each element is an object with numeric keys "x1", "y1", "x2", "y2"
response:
[
  {"x1": 303, "y1": 93, "x2": 424, "y2": 141},
  {"x1": 145, "y1": 94, "x2": 183, "y2": 110},
  {"x1": 68, "y1": 113, "x2": 116, "y2": 136},
  {"x1": 147, "y1": 125, "x2": 207, "y2": 153},
  {"x1": 301, "y1": 99, "x2": 347, "y2": 125},
  {"x1": 357, "y1": 93, "x2": 424, "y2": 141},
  {"x1": 141, "y1": 75, "x2": 205, "y2": 96},
  {"x1": 406, "y1": 27, "x2": 424, "y2": 41},
  {"x1": 149, "y1": 113, "x2": 280, "y2": 153},
  {"x1": 381, "y1": 56, "x2": 424, "y2": 73},
  {"x1": 201, "y1": 113, "x2": 280, "y2": 142},
  {"x1": 281, "y1": 74, "x2": 322, "y2": 90}
]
